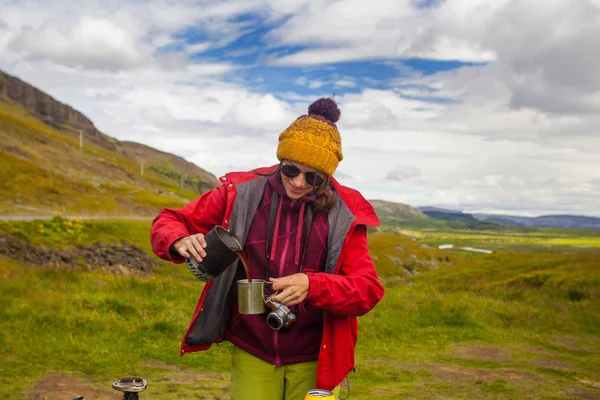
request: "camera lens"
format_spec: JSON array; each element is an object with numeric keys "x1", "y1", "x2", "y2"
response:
[{"x1": 266, "y1": 313, "x2": 284, "y2": 330}]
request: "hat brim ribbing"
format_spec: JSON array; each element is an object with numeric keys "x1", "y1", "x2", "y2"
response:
[{"x1": 277, "y1": 138, "x2": 339, "y2": 176}]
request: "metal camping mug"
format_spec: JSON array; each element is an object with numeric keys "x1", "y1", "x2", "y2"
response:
[
  {"x1": 304, "y1": 389, "x2": 335, "y2": 399},
  {"x1": 185, "y1": 226, "x2": 242, "y2": 282},
  {"x1": 237, "y1": 279, "x2": 269, "y2": 314}
]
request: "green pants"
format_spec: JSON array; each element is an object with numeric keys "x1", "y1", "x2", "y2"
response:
[{"x1": 230, "y1": 346, "x2": 340, "y2": 400}]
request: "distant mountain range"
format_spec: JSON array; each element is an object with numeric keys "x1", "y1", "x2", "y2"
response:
[
  {"x1": 416, "y1": 206, "x2": 600, "y2": 230},
  {"x1": 472, "y1": 213, "x2": 600, "y2": 229},
  {"x1": 369, "y1": 203, "x2": 501, "y2": 230},
  {"x1": 417, "y1": 206, "x2": 478, "y2": 222}
]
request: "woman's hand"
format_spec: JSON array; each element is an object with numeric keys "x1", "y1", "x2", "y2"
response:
[
  {"x1": 269, "y1": 273, "x2": 310, "y2": 306},
  {"x1": 172, "y1": 234, "x2": 207, "y2": 262}
]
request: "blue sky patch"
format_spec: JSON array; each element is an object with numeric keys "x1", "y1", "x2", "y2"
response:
[
  {"x1": 175, "y1": 13, "x2": 483, "y2": 101},
  {"x1": 412, "y1": 0, "x2": 445, "y2": 8}
]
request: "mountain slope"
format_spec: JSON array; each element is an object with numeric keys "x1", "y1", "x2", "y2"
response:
[
  {"x1": 369, "y1": 199, "x2": 436, "y2": 228},
  {"x1": 418, "y1": 206, "x2": 476, "y2": 221},
  {"x1": 0, "y1": 69, "x2": 114, "y2": 150},
  {"x1": 0, "y1": 69, "x2": 219, "y2": 217},
  {"x1": 474, "y1": 213, "x2": 600, "y2": 229}
]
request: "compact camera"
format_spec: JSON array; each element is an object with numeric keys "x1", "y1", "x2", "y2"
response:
[{"x1": 264, "y1": 296, "x2": 297, "y2": 330}]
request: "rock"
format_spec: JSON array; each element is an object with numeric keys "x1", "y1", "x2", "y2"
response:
[
  {"x1": 386, "y1": 255, "x2": 402, "y2": 265},
  {"x1": 0, "y1": 233, "x2": 158, "y2": 275},
  {"x1": 0, "y1": 69, "x2": 116, "y2": 150}
]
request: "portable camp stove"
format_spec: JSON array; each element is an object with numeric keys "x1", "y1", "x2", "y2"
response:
[
  {"x1": 71, "y1": 376, "x2": 147, "y2": 400},
  {"x1": 112, "y1": 377, "x2": 147, "y2": 400}
]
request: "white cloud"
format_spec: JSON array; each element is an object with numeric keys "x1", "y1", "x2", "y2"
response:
[
  {"x1": 308, "y1": 80, "x2": 326, "y2": 89},
  {"x1": 334, "y1": 79, "x2": 357, "y2": 88},
  {"x1": 11, "y1": 16, "x2": 146, "y2": 71},
  {"x1": 387, "y1": 164, "x2": 422, "y2": 181},
  {"x1": 267, "y1": 0, "x2": 600, "y2": 118},
  {"x1": 268, "y1": 0, "x2": 499, "y2": 65},
  {"x1": 186, "y1": 63, "x2": 238, "y2": 76},
  {"x1": 0, "y1": 0, "x2": 599, "y2": 216},
  {"x1": 228, "y1": 94, "x2": 296, "y2": 130},
  {"x1": 484, "y1": 0, "x2": 600, "y2": 115},
  {"x1": 184, "y1": 42, "x2": 212, "y2": 55},
  {"x1": 293, "y1": 76, "x2": 308, "y2": 85},
  {"x1": 294, "y1": 76, "x2": 328, "y2": 90}
]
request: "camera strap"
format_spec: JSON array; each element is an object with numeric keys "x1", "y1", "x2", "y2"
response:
[{"x1": 265, "y1": 190, "x2": 278, "y2": 282}]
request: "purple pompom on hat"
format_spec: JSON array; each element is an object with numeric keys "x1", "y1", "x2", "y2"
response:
[
  {"x1": 277, "y1": 97, "x2": 343, "y2": 176},
  {"x1": 308, "y1": 97, "x2": 341, "y2": 124}
]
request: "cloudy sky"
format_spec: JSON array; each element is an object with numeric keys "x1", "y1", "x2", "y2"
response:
[{"x1": 1, "y1": 0, "x2": 599, "y2": 216}]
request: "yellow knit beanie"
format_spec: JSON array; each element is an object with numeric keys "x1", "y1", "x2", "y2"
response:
[{"x1": 277, "y1": 98, "x2": 343, "y2": 176}]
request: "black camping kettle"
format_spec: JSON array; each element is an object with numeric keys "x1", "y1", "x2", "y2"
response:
[{"x1": 185, "y1": 225, "x2": 242, "y2": 282}]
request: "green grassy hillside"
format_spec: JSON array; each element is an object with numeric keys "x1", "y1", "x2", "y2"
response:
[
  {"x1": 1, "y1": 219, "x2": 598, "y2": 399},
  {"x1": 369, "y1": 199, "x2": 432, "y2": 227},
  {"x1": 0, "y1": 99, "x2": 218, "y2": 217}
]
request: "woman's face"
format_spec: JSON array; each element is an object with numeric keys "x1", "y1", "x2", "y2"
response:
[{"x1": 280, "y1": 160, "x2": 326, "y2": 200}]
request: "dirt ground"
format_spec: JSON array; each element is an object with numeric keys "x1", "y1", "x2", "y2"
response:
[
  {"x1": 451, "y1": 344, "x2": 512, "y2": 362},
  {"x1": 25, "y1": 376, "x2": 120, "y2": 400},
  {"x1": 25, "y1": 372, "x2": 230, "y2": 400},
  {"x1": 426, "y1": 364, "x2": 539, "y2": 382}
]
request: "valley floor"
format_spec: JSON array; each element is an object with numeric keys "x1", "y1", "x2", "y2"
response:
[{"x1": 1, "y1": 220, "x2": 599, "y2": 399}]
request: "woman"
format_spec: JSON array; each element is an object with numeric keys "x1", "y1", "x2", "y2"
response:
[{"x1": 150, "y1": 98, "x2": 384, "y2": 400}]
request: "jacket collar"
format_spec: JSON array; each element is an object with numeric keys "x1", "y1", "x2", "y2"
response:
[
  {"x1": 329, "y1": 176, "x2": 379, "y2": 227},
  {"x1": 224, "y1": 165, "x2": 380, "y2": 227}
]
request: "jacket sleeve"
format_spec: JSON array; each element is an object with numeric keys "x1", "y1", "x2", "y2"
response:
[
  {"x1": 305, "y1": 225, "x2": 384, "y2": 317},
  {"x1": 150, "y1": 185, "x2": 228, "y2": 263}
]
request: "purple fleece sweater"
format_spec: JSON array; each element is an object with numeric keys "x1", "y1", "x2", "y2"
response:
[{"x1": 224, "y1": 172, "x2": 329, "y2": 367}]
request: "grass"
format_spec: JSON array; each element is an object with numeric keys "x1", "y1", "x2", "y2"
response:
[
  {"x1": 1, "y1": 220, "x2": 599, "y2": 399},
  {"x1": 394, "y1": 226, "x2": 600, "y2": 249},
  {"x1": 0, "y1": 258, "x2": 231, "y2": 399},
  {"x1": 0, "y1": 101, "x2": 209, "y2": 216},
  {"x1": 358, "y1": 231, "x2": 600, "y2": 398},
  {"x1": 0, "y1": 149, "x2": 189, "y2": 216}
]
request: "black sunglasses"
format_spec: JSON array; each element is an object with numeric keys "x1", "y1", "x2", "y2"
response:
[{"x1": 280, "y1": 163, "x2": 326, "y2": 187}]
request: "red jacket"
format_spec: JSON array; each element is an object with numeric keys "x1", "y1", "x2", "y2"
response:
[{"x1": 150, "y1": 166, "x2": 384, "y2": 390}]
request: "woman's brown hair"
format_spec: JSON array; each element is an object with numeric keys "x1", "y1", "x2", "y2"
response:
[{"x1": 312, "y1": 176, "x2": 335, "y2": 212}]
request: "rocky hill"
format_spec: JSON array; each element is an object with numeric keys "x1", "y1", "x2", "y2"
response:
[
  {"x1": 0, "y1": 69, "x2": 114, "y2": 150},
  {"x1": 369, "y1": 199, "x2": 434, "y2": 229},
  {"x1": 0, "y1": 68, "x2": 219, "y2": 217}
]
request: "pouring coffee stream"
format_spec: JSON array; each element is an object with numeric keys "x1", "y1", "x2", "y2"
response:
[{"x1": 235, "y1": 249, "x2": 252, "y2": 282}]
